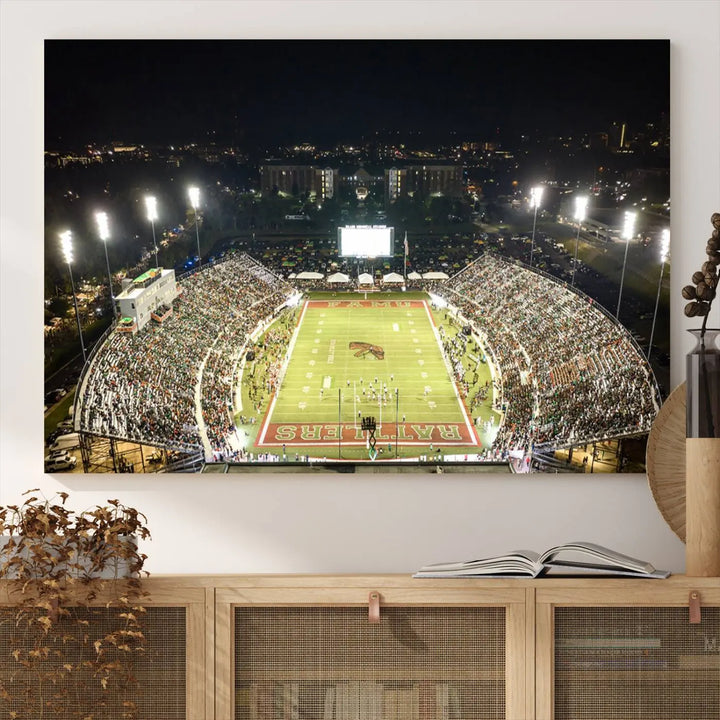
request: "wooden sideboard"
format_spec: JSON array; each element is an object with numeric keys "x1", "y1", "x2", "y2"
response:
[{"x1": 2, "y1": 575, "x2": 719, "y2": 719}]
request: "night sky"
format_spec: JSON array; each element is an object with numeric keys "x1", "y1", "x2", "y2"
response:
[{"x1": 45, "y1": 39, "x2": 669, "y2": 149}]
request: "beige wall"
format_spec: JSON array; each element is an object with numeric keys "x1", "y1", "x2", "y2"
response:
[{"x1": 1, "y1": 1, "x2": 718, "y2": 576}]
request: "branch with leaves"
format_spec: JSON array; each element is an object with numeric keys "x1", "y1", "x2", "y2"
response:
[{"x1": 0, "y1": 491, "x2": 151, "y2": 720}]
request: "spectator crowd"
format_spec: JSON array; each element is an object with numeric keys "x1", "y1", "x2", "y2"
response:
[
  {"x1": 435, "y1": 252, "x2": 660, "y2": 459},
  {"x1": 76, "y1": 247, "x2": 660, "y2": 467},
  {"x1": 78, "y1": 253, "x2": 291, "y2": 456}
]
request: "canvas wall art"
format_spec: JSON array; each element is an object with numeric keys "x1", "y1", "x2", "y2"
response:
[{"x1": 43, "y1": 39, "x2": 670, "y2": 474}]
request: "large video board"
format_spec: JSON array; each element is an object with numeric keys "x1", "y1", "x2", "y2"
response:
[{"x1": 338, "y1": 226, "x2": 394, "y2": 257}]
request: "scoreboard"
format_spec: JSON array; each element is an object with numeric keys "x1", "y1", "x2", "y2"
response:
[{"x1": 338, "y1": 225, "x2": 394, "y2": 257}]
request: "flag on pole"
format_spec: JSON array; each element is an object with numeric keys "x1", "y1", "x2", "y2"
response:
[{"x1": 403, "y1": 232, "x2": 408, "y2": 282}]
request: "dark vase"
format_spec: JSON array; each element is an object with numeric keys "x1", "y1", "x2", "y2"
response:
[{"x1": 686, "y1": 328, "x2": 720, "y2": 438}]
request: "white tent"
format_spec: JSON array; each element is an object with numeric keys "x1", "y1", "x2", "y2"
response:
[
  {"x1": 295, "y1": 271, "x2": 324, "y2": 280},
  {"x1": 327, "y1": 272, "x2": 350, "y2": 283},
  {"x1": 407, "y1": 271, "x2": 422, "y2": 280},
  {"x1": 358, "y1": 272, "x2": 374, "y2": 285},
  {"x1": 288, "y1": 273, "x2": 297, "y2": 279},
  {"x1": 422, "y1": 271, "x2": 450, "y2": 280},
  {"x1": 382, "y1": 272, "x2": 404, "y2": 284}
]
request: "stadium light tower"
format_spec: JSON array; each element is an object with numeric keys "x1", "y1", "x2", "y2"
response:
[
  {"x1": 95, "y1": 211, "x2": 117, "y2": 320},
  {"x1": 571, "y1": 195, "x2": 588, "y2": 287},
  {"x1": 647, "y1": 229, "x2": 670, "y2": 360},
  {"x1": 529, "y1": 186, "x2": 544, "y2": 268},
  {"x1": 145, "y1": 195, "x2": 159, "y2": 267},
  {"x1": 615, "y1": 210, "x2": 637, "y2": 320},
  {"x1": 188, "y1": 186, "x2": 202, "y2": 268},
  {"x1": 59, "y1": 230, "x2": 87, "y2": 363}
]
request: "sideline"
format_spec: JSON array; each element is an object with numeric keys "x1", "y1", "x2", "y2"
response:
[
  {"x1": 256, "y1": 299, "x2": 309, "y2": 445},
  {"x1": 423, "y1": 300, "x2": 481, "y2": 446}
]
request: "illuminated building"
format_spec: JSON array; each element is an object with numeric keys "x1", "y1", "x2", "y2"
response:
[{"x1": 115, "y1": 268, "x2": 179, "y2": 333}]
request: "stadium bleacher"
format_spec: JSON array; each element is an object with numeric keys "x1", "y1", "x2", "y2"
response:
[
  {"x1": 78, "y1": 253, "x2": 291, "y2": 456},
  {"x1": 435, "y1": 253, "x2": 660, "y2": 458}
]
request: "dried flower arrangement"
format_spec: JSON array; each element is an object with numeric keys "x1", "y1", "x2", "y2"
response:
[
  {"x1": 682, "y1": 212, "x2": 720, "y2": 333},
  {"x1": 0, "y1": 491, "x2": 151, "y2": 719}
]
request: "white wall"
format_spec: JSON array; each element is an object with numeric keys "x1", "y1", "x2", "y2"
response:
[{"x1": 1, "y1": 1, "x2": 718, "y2": 575}]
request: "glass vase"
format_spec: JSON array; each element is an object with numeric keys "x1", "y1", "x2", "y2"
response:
[{"x1": 686, "y1": 328, "x2": 720, "y2": 438}]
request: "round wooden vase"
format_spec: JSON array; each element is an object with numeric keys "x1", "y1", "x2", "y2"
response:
[{"x1": 685, "y1": 328, "x2": 720, "y2": 577}]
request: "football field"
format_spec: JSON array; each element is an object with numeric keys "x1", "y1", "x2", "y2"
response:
[{"x1": 256, "y1": 298, "x2": 479, "y2": 455}]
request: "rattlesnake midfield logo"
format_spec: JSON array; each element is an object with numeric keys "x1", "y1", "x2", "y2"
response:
[{"x1": 349, "y1": 341, "x2": 385, "y2": 360}]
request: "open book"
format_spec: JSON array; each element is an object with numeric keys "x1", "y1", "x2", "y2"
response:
[{"x1": 413, "y1": 541, "x2": 671, "y2": 579}]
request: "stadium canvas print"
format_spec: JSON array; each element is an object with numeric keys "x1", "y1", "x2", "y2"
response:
[{"x1": 43, "y1": 39, "x2": 670, "y2": 474}]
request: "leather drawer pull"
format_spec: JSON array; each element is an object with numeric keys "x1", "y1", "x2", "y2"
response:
[
  {"x1": 368, "y1": 591, "x2": 381, "y2": 624},
  {"x1": 689, "y1": 590, "x2": 702, "y2": 624}
]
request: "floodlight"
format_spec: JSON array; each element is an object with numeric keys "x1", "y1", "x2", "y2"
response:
[
  {"x1": 660, "y1": 228, "x2": 670, "y2": 262},
  {"x1": 188, "y1": 186, "x2": 200, "y2": 209},
  {"x1": 145, "y1": 196, "x2": 159, "y2": 266},
  {"x1": 622, "y1": 211, "x2": 637, "y2": 240},
  {"x1": 145, "y1": 195, "x2": 158, "y2": 222},
  {"x1": 616, "y1": 211, "x2": 638, "y2": 319},
  {"x1": 571, "y1": 197, "x2": 589, "y2": 287},
  {"x1": 529, "y1": 186, "x2": 544, "y2": 268},
  {"x1": 648, "y1": 228, "x2": 671, "y2": 360},
  {"x1": 574, "y1": 196, "x2": 588, "y2": 222},
  {"x1": 530, "y1": 186, "x2": 544, "y2": 208},
  {"x1": 188, "y1": 187, "x2": 202, "y2": 267},
  {"x1": 96, "y1": 211, "x2": 117, "y2": 319},
  {"x1": 95, "y1": 211, "x2": 110, "y2": 241},
  {"x1": 60, "y1": 230, "x2": 73, "y2": 264},
  {"x1": 59, "y1": 229, "x2": 86, "y2": 361}
]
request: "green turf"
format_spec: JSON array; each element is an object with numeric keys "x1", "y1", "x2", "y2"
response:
[
  {"x1": 235, "y1": 292, "x2": 498, "y2": 460},
  {"x1": 271, "y1": 297, "x2": 465, "y2": 427}
]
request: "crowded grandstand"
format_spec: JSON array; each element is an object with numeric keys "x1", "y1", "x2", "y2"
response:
[
  {"x1": 76, "y1": 253, "x2": 291, "y2": 458},
  {"x1": 434, "y1": 253, "x2": 660, "y2": 458},
  {"x1": 73, "y1": 248, "x2": 660, "y2": 470}
]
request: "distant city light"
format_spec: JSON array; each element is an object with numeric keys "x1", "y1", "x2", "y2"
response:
[
  {"x1": 95, "y1": 211, "x2": 110, "y2": 241},
  {"x1": 574, "y1": 196, "x2": 588, "y2": 222},
  {"x1": 59, "y1": 230, "x2": 73, "y2": 264},
  {"x1": 188, "y1": 186, "x2": 200, "y2": 209},
  {"x1": 145, "y1": 195, "x2": 158, "y2": 222}
]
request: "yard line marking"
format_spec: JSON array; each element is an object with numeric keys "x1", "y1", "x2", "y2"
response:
[{"x1": 259, "y1": 297, "x2": 481, "y2": 450}]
